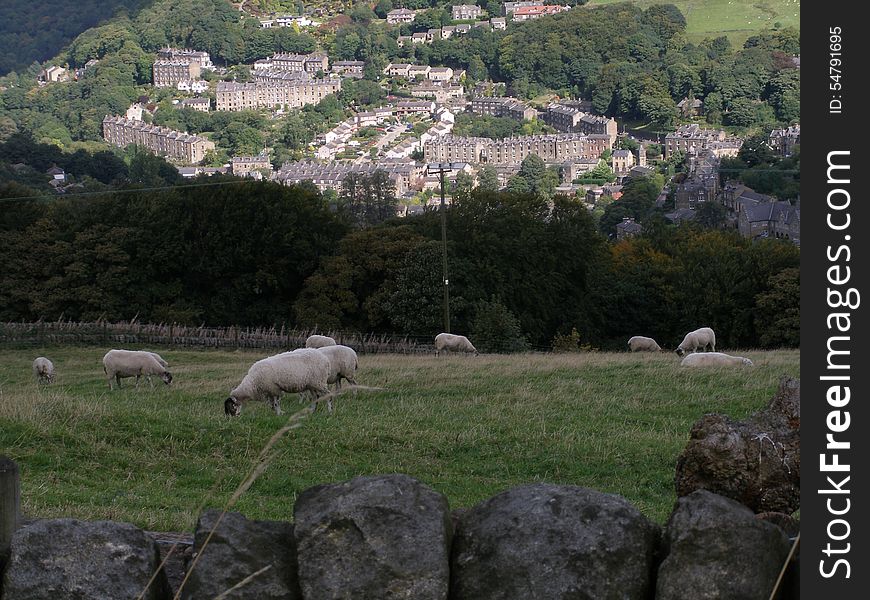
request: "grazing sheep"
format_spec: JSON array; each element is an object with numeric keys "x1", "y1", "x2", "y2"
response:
[
  {"x1": 317, "y1": 345, "x2": 359, "y2": 391},
  {"x1": 627, "y1": 336, "x2": 662, "y2": 352},
  {"x1": 102, "y1": 349, "x2": 173, "y2": 390},
  {"x1": 32, "y1": 357, "x2": 55, "y2": 384},
  {"x1": 145, "y1": 351, "x2": 169, "y2": 368},
  {"x1": 225, "y1": 348, "x2": 331, "y2": 417},
  {"x1": 305, "y1": 334, "x2": 337, "y2": 349},
  {"x1": 434, "y1": 333, "x2": 478, "y2": 356},
  {"x1": 680, "y1": 352, "x2": 753, "y2": 367},
  {"x1": 675, "y1": 327, "x2": 716, "y2": 356}
]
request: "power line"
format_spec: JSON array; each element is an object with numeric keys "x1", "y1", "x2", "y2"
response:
[{"x1": 0, "y1": 177, "x2": 290, "y2": 204}]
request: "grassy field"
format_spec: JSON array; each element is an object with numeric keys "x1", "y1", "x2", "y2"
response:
[
  {"x1": 0, "y1": 346, "x2": 799, "y2": 531},
  {"x1": 587, "y1": 0, "x2": 800, "y2": 45}
]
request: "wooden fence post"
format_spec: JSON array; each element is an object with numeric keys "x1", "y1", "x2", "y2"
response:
[{"x1": 1, "y1": 456, "x2": 20, "y2": 566}]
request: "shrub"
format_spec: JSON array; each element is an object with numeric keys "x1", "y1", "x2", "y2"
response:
[{"x1": 470, "y1": 299, "x2": 528, "y2": 353}]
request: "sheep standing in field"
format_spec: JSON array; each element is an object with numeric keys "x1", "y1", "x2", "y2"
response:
[
  {"x1": 224, "y1": 348, "x2": 331, "y2": 417},
  {"x1": 32, "y1": 357, "x2": 55, "y2": 384},
  {"x1": 627, "y1": 336, "x2": 661, "y2": 352},
  {"x1": 434, "y1": 333, "x2": 478, "y2": 356},
  {"x1": 102, "y1": 349, "x2": 173, "y2": 390},
  {"x1": 305, "y1": 334, "x2": 337, "y2": 349},
  {"x1": 680, "y1": 352, "x2": 753, "y2": 367},
  {"x1": 675, "y1": 327, "x2": 716, "y2": 356},
  {"x1": 145, "y1": 351, "x2": 169, "y2": 368},
  {"x1": 317, "y1": 345, "x2": 359, "y2": 394}
]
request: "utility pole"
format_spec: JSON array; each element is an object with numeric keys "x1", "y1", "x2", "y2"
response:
[{"x1": 428, "y1": 162, "x2": 456, "y2": 333}]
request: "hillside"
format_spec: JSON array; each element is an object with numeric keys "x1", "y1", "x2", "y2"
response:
[
  {"x1": 587, "y1": 0, "x2": 801, "y2": 44},
  {"x1": 0, "y1": 0, "x2": 154, "y2": 76}
]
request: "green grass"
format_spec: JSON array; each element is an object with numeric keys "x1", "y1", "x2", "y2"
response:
[
  {"x1": 587, "y1": 0, "x2": 801, "y2": 45},
  {"x1": 0, "y1": 346, "x2": 799, "y2": 531}
]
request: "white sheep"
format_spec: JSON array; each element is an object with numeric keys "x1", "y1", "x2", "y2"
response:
[
  {"x1": 317, "y1": 344, "x2": 359, "y2": 391},
  {"x1": 32, "y1": 357, "x2": 55, "y2": 384},
  {"x1": 627, "y1": 336, "x2": 661, "y2": 352},
  {"x1": 434, "y1": 333, "x2": 478, "y2": 356},
  {"x1": 680, "y1": 352, "x2": 753, "y2": 367},
  {"x1": 305, "y1": 334, "x2": 337, "y2": 349},
  {"x1": 675, "y1": 327, "x2": 716, "y2": 356},
  {"x1": 145, "y1": 351, "x2": 169, "y2": 368},
  {"x1": 224, "y1": 348, "x2": 331, "y2": 417},
  {"x1": 102, "y1": 349, "x2": 173, "y2": 390}
]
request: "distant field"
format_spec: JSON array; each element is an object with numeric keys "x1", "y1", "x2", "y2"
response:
[
  {"x1": 0, "y1": 346, "x2": 799, "y2": 530},
  {"x1": 587, "y1": 0, "x2": 800, "y2": 44}
]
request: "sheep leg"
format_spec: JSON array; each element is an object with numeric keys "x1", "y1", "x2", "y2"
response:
[
  {"x1": 269, "y1": 396, "x2": 282, "y2": 415},
  {"x1": 116, "y1": 374, "x2": 122, "y2": 389}
]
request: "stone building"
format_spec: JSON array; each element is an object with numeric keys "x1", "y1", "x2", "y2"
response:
[
  {"x1": 616, "y1": 217, "x2": 642, "y2": 240},
  {"x1": 102, "y1": 115, "x2": 214, "y2": 164},
  {"x1": 664, "y1": 124, "x2": 742, "y2": 158},
  {"x1": 543, "y1": 104, "x2": 618, "y2": 143},
  {"x1": 737, "y1": 199, "x2": 800, "y2": 244},
  {"x1": 270, "y1": 53, "x2": 329, "y2": 73},
  {"x1": 387, "y1": 9, "x2": 416, "y2": 24},
  {"x1": 153, "y1": 60, "x2": 201, "y2": 88},
  {"x1": 512, "y1": 5, "x2": 568, "y2": 21},
  {"x1": 331, "y1": 61, "x2": 365, "y2": 77},
  {"x1": 215, "y1": 79, "x2": 341, "y2": 111},
  {"x1": 231, "y1": 153, "x2": 272, "y2": 178},
  {"x1": 157, "y1": 48, "x2": 213, "y2": 70},
  {"x1": 769, "y1": 124, "x2": 800, "y2": 157},
  {"x1": 424, "y1": 134, "x2": 610, "y2": 165},
  {"x1": 452, "y1": 4, "x2": 482, "y2": 20},
  {"x1": 469, "y1": 97, "x2": 537, "y2": 121},
  {"x1": 178, "y1": 97, "x2": 210, "y2": 112},
  {"x1": 276, "y1": 160, "x2": 424, "y2": 196}
]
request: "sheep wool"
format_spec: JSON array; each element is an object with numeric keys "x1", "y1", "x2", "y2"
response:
[
  {"x1": 305, "y1": 334, "x2": 337, "y2": 349},
  {"x1": 680, "y1": 352, "x2": 753, "y2": 367},
  {"x1": 102, "y1": 349, "x2": 173, "y2": 390},
  {"x1": 226, "y1": 349, "x2": 331, "y2": 417},
  {"x1": 434, "y1": 333, "x2": 478, "y2": 356},
  {"x1": 675, "y1": 327, "x2": 716, "y2": 356},
  {"x1": 627, "y1": 336, "x2": 661, "y2": 352},
  {"x1": 317, "y1": 345, "x2": 359, "y2": 392},
  {"x1": 32, "y1": 357, "x2": 55, "y2": 384},
  {"x1": 146, "y1": 351, "x2": 169, "y2": 368}
]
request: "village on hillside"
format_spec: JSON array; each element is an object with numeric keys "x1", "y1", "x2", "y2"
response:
[{"x1": 30, "y1": 2, "x2": 800, "y2": 244}]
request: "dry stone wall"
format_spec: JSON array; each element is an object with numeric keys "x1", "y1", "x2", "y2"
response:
[{"x1": 0, "y1": 474, "x2": 798, "y2": 600}]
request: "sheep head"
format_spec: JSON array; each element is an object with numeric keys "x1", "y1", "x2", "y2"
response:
[{"x1": 225, "y1": 397, "x2": 242, "y2": 417}]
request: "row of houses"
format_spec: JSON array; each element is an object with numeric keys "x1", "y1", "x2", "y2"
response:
[
  {"x1": 542, "y1": 103, "x2": 618, "y2": 143},
  {"x1": 152, "y1": 48, "x2": 213, "y2": 89},
  {"x1": 664, "y1": 124, "x2": 743, "y2": 158},
  {"x1": 383, "y1": 64, "x2": 459, "y2": 82},
  {"x1": 258, "y1": 15, "x2": 320, "y2": 28},
  {"x1": 276, "y1": 159, "x2": 425, "y2": 196},
  {"x1": 252, "y1": 53, "x2": 329, "y2": 73},
  {"x1": 423, "y1": 133, "x2": 611, "y2": 165},
  {"x1": 469, "y1": 97, "x2": 537, "y2": 121},
  {"x1": 215, "y1": 79, "x2": 341, "y2": 112},
  {"x1": 396, "y1": 19, "x2": 506, "y2": 46},
  {"x1": 102, "y1": 115, "x2": 215, "y2": 164}
]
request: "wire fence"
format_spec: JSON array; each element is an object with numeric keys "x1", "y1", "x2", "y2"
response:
[{"x1": 0, "y1": 320, "x2": 440, "y2": 355}]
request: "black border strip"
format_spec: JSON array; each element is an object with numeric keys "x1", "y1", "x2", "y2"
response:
[{"x1": 801, "y1": 2, "x2": 869, "y2": 594}]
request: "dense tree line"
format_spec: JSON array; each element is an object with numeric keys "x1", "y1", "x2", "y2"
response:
[
  {"x1": 0, "y1": 177, "x2": 798, "y2": 348},
  {"x1": 0, "y1": 178, "x2": 347, "y2": 325},
  {"x1": 0, "y1": 0, "x2": 151, "y2": 76}
]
